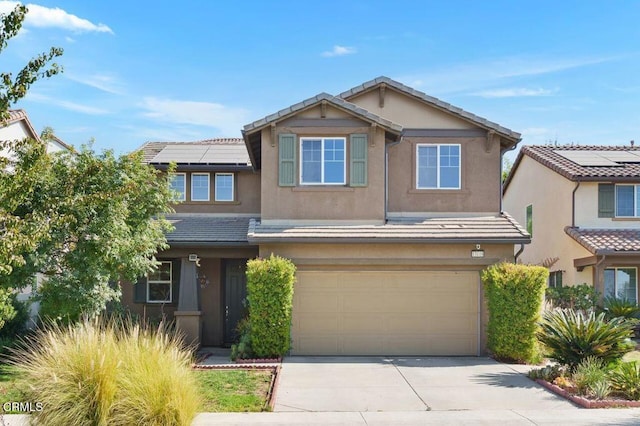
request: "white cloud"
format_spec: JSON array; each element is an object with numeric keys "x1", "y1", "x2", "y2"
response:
[
  {"x1": 27, "y1": 92, "x2": 110, "y2": 115},
  {"x1": 472, "y1": 87, "x2": 557, "y2": 98},
  {"x1": 399, "y1": 54, "x2": 619, "y2": 96},
  {"x1": 0, "y1": 2, "x2": 113, "y2": 34},
  {"x1": 322, "y1": 45, "x2": 357, "y2": 57},
  {"x1": 139, "y1": 97, "x2": 250, "y2": 136},
  {"x1": 66, "y1": 73, "x2": 124, "y2": 95}
]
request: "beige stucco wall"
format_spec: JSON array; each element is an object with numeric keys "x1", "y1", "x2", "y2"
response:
[
  {"x1": 260, "y1": 108, "x2": 387, "y2": 222},
  {"x1": 173, "y1": 170, "x2": 261, "y2": 214},
  {"x1": 388, "y1": 136, "x2": 500, "y2": 213},
  {"x1": 575, "y1": 182, "x2": 640, "y2": 229},
  {"x1": 503, "y1": 156, "x2": 592, "y2": 286},
  {"x1": 347, "y1": 89, "x2": 476, "y2": 129}
]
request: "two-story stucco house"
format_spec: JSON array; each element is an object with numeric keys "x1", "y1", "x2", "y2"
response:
[
  {"x1": 503, "y1": 145, "x2": 640, "y2": 304},
  {"x1": 122, "y1": 77, "x2": 530, "y2": 356}
]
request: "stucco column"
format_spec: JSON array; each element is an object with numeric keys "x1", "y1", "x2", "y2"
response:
[{"x1": 174, "y1": 258, "x2": 202, "y2": 346}]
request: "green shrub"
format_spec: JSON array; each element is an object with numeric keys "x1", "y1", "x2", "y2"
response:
[
  {"x1": 537, "y1": 309, "x2": 635, "y2": 370},
  {"x1": 246, "y1": 254, "x2": 296, "y2": 358},
  {"x1": 37, "y1": 273, "x2": 121, "y2": 325},
  {"x1": 0, "y1": 293, "x2": 30, "y2": 338},
  {"x1": 603, "y1": 297, "x2": 640, "y2": 320},
  {"x1": 9, "y1": 319, "x2": 199, "y2": 425},
  {"x1": 230, "y1": 318, "x2": 253, "y2": 361},
  {"x1": 610, "y1": 362, "x2": 640, "y2": 400},
  {"x1": 546, "y1": 283, "x2": 598, "y2": 312},
  {"x1": 528, "y1": 364, "x2": 565, "y2": 381},
  {"x1": 482, "y1": 263, "x2": 547, "y2": 363},
  {"x1": 0, "y1": 287, "x2": 17, "y2": 331},
  {"x1": 572, "y1": 356, "x2": 610, "y2": 397}
]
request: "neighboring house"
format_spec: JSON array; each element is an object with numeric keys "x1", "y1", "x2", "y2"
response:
[
  {"x1": 503, "y1": 145, "x2": 640, "y2": 304},
  {"x1": 0, "y1": 109, "x2": 71, "y2": 154},
  {"x1": 123, "y1": 77, "x2": 530, "y2": 356}
]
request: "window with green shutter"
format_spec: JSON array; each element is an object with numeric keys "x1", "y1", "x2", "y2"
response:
[
  {"x1": 278, "y1": 134, "x2": 296, "y2": 186},
  {"x1": 350, "y1": 134, "x2": 368, "y2": 187},
  {"x1": 598, "y1": 183, "x2": 615, "y2": 218}
]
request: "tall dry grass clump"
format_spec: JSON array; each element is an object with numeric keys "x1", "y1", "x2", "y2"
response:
[{"x1": 10, "y1": 319, "x2": 200, "y2": 426}]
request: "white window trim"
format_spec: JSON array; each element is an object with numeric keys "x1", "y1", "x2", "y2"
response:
[
  {"x1": 147, "y1": 261, "x2": 172, "y2": 303},
  {"x1": 169, "y1": 172, "x2": 186, "y2": 202},
  {"x1": 415, "y1": 144, "x2": 461, "y2": 190},
  {"x1": 615, "y1": 184, "x2": 640, "y2": 218},
  {"x1": 299, "y1": 137, "x2": 346, "y2": 185},
  {"x1": 605, "y1": 267, "x2": 638, "y2": 302},
  {"x1": 191, "y1": 172, "x2": 210, "y2": 201},
  {"x1": 214, "y1": 172, "x2": 235, "y2": 202}
]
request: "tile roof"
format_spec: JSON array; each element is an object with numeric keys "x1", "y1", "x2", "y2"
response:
[
  {"x1": 565, "y1": 227, "x2": 640, "y2": 254},
  {"x1": 248, "y1": 214, "x2": 530, "y2": 244},
  {"x1": 242, "y1": 92, "x2": 403, "y2": 135},
  {"x1": 165, "y1": 214, "x2": 255, "y2": 245},
  {"x1": 505, "y1": 145, "x2": 640, "y2": 191},
  {"x1": 137, "y1": 138, "x2": 247, "y2": 164},
  {"x1": 338, "y1": 76, "x2": 521, "y2": 142}
]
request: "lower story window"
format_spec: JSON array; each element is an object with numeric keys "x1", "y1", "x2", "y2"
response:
[
  {"x1": 604, "y1": 267, "x2": 637, "y2": 303},
  {"x1": 549, "y1": 270, "x2": 563, "y2": 288},
  {"x1": 147, "y1": 261, "x2": 172, "y2": 303}
]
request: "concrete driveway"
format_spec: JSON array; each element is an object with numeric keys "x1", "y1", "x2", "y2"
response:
[{"x1": 274, "y1": 356, "x2": 574, "y2": 412}]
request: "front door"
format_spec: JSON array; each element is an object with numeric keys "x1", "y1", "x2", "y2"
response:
[{"x1": 223, "y1": 259, "x2": 248, "y2": 344}]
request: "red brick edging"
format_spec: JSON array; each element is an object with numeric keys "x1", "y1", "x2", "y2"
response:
[{"x1": 536, "y1": 379, "x2": 640, "y2": 408}]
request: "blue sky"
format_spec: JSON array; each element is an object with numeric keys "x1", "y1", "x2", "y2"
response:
[{"x1": 2, "y1": 1, "x2": 640, "y2": 160}]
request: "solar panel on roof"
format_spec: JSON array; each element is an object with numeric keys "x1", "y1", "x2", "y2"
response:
[
  {"x1": 554, "y1": 150, "x2": 620, "y2": 166},
  {"x1": 599, "y1": 151, "x2": 640, "y2": 163},
  {"x1": 150, "y1": 144, "x2": 250, "y2": 164},
  {"x1": 151, "y1": 145, "x2": 208, "y2": 163}
]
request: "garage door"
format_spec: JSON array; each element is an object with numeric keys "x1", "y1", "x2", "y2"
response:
[{"x1": 291, "y1": 270, "x2": 480, "y2": 356}]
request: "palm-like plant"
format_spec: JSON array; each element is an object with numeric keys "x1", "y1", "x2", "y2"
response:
[
  {"x1": 603, "y1": 297, "x2": 640, "y2": 320},
  {"x1": 537, "y1": 309, "x2": 635, "y2": 370}
]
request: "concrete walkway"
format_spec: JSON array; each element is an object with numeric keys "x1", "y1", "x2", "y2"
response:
[
  {"x1": 5, "y1": 356, "x2": 640, "y2": 425},
  {"x1": 275, "y1": 356, "x2": 573, "y2": 412}
]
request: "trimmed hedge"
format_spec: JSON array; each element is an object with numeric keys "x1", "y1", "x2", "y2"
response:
[
  {"x1": 246, "y1": 254, "x2": 296, "y2": 358},
  {"x1": 482, "y1": 263, "x2": 548, "y2": 363}
]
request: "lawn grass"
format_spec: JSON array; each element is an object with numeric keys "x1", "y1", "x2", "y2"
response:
[
  {"x1": 0, "y1": 363, "x2": 273, "y2": 414},
  {"x1": 0, "y1": 364, "x2": 28, "y2": 414},
  {"x1": 195, "y1": 369, "x2": 273, "y2": 412}
]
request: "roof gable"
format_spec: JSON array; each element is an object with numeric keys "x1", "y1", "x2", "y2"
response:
[
  {"x1": 339, "y1": 77, "x2": 521, "y2": 144},
  {"x1": 242, "y1": 92, "x2": 402, "y2": 169}
]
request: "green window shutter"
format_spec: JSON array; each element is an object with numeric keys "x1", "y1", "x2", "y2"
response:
[
  {"x1": 350, "y1": 134, "x2": 368, "y2": 187},
  {"x1": 598, "y1": 183, "x2": 615, "y2": 218},
  {"x1": 278, "y1": 134, "x2": 296, "y2": 186},
  {"x1": 134, "y1": 276, "x2": 147, "y2": 303},
  {"x1": 171, "y1": 259, "x2": 181, "y2": 305}
]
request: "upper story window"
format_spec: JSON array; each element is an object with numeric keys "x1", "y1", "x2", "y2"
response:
[
  {"x1": 215, "y1": 173, "x2": 234, "y2": 202},
  {"x1": 191, "y1": 173, "x2": 210, "y2": 201},
  {"x1": 147, "y1": 261, "x2": 172, "y2": 303},
  {"x1": 169, "y1": 173, "x2": 186, "y2": 201},
  {"x1": 615, "y1": 184, "x2": 640, "y2": 217},
  {"x1": 416, "y1": 144, "x2": 460, "y2": 189},
  {"x1": 300, "y1": 137, "x2": 345, "y2": 185}
]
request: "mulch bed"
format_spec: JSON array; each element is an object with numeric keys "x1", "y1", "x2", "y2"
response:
[{"x1": 536, "y1": 379, "x2": 640, "y2": 408}]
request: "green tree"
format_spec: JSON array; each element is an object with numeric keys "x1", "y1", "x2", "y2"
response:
[
  {"x1": 1, "y1": 143, "x2": 175, "y2": 323},
  {"x1": 1, "y1": 4, "x2": 63, "y2": 121},
  {"x1": 0, "y1": 4, "x2": 62, "y2": 328}
]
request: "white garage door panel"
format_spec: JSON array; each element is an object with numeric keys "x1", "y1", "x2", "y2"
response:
[{"x1": 292, "y1": 270, "x2": 480, "y2": 356}]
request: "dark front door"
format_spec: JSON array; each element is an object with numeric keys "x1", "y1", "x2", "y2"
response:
[{"x1": 224, "y1": 259, "x2": 248, "y2": 344}]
